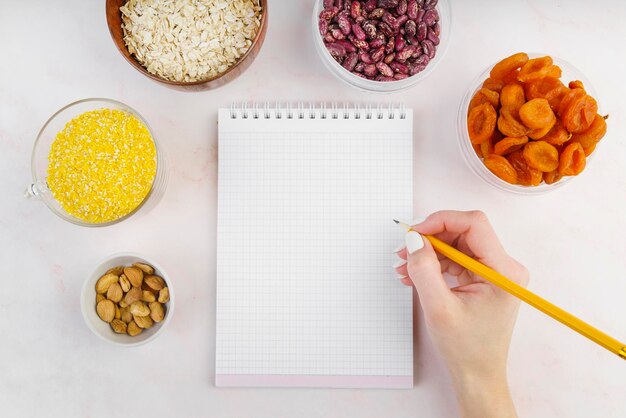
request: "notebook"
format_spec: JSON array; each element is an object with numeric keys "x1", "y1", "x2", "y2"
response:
[{"x1": 215, "y1": 104, "x2": 413, "y2": 388}]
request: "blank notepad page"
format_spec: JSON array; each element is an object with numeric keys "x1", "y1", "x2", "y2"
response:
[{"x1": 216, "y1": 105, "x2": 413, "y2": 388}]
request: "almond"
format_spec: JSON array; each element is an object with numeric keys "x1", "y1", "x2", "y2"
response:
[
  {"x1": 120, "y1": 306, "x2": 133, "y2": 324},
  {"x1": 95, "y1": 273, "x2": 119, "y2": 294},
  {"x1": 142, "y1": 290, "x2": 156, "y2": 303},
  {"x1": 133, "y1": 262, "x2": 154, "y2": 275},
  {"x1": 119, "y1": 274, "x2": 131, "y2": 292},
  {"x1": 111, "y1": 319, "x2": 127, "y2": 334},
  {"x1": 124, "y1": 287, "x2": 142, "y2": 305},
  {"x1": 130, "y1": 301, "x2": 150, "y2": 317},
  {"x1": 149, "y1": 301, "x2": 165, "y2": 322},
  {"x1": 127, "y1": 320, "x2": 143, "y2": 336},
  {"x1": 158, "y1": 287, "x2": 170, "y2": 303},
  {"x1": 107, "y1": 282, "x2": 123, "y2": 303},
  {"x1": 144, "y1": 275, "x2": 165, "y2": 291},
  {"x1": 106, "y1": 266, "x2": 124, "y2": 276},
  {"x1": 124, "y1": 267, "x2": 144, "y2": 287},
  {"x1": 96, "y1": 300, "x2": 115, "y2": 323},
  {"x1": 134, "y1": 314, "x2": 154, "y2": 329}
]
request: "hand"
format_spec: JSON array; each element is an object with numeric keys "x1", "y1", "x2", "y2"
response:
[{"x1": 394, "y1": 211, "x2": 528, "y2": 418}]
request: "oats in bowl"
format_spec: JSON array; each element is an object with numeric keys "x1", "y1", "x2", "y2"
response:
[{"x1": 120, "y1": 0, "x2": 263, "y2": 83}]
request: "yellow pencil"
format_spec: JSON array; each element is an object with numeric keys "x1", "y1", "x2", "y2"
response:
[{"x1": 394, "y1": 220, "x2": 626, "y2": 360}]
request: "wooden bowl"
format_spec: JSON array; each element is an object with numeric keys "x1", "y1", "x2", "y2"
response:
[{"x1": 105, "y1": 0, "x2": 268, "y2": 92}]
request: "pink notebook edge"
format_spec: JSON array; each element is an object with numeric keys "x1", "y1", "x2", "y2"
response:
[{"x1": 215, "y1": 374, "x2": 413, "y2": 389}]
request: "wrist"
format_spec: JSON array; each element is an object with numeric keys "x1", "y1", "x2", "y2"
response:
[
  {"x1": 449, "y1": 365, "x2": 516, "y2": 418},
  {"x1": 449, "y1": 363, "x2": 509, "y2": 391}
]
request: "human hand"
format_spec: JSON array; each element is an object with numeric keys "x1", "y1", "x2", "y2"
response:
[{"x1": 394, "y1": 210, "x2": 528, "y2": 418}]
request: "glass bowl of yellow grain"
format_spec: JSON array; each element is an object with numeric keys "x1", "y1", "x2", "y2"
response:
[{"x1": 27, "y1": 98, "x2": 167, "y2": 226}]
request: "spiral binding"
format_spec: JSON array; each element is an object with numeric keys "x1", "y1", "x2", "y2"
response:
[{"x1": 229, "y1": 103, "x2": 407, "y2": 120}]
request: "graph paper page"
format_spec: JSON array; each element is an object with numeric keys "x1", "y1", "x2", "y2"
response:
[{"x1": 216, "y1": 107, "x2": 413, "y2": 388}]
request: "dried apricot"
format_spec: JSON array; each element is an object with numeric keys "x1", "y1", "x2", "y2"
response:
[
  {"x1": 468, "y1": 103, "x2": 497, "y2": 145},
  {"x1": 542, "y1": 120, "x2": 571, "y2": 145},
  {"x1": 497, "y1": 108, "x2": 528, "y2": 137},
  {"x1": 570, "y1": 113, "x2": 607, "y2": 149},
  {"x1": 518, "y1": 57, "x2": 562, "y2": 83},
  {"x1": 483, "y1": 77, "x2": 505, "y2": 93},
  {"x1": 519, "y1": 98, "x2": 556, "y2": 129},
  {"x1": 469, "y1": 88, "x2": 500, "y2": 112},
  {"x1": 558, "y1": 142, "x2": 586, "y2": 176},
  {"x1": 480, "y1": 139, "x2": 494, "y2": 157},
  {"x1": 527, "y1": 118, "x2": 556, "y2": 140},
  {"x1": 480, "y1": 130, "x2": 502, "y2": 157},
  {"x1": 484, "y1": 154, "x2": 518, "y2": 184},
  {"x1": 568, "y1": 80, "x2": 585, "y2": 91},
  {"x1": 503, "y1": 69, "x2": 521, "y2": 85},
  {"x1": 472, "y1": 143, "x2": 482, "y2": 157},
  {"x1": 490, "y1": 52, "x2": 529, "y2": 81},
  {"x1": 494, "y1": 136, "x2": 528, "y2": 155},
  {"x1": 543, "y1": 170, "x2": 563, "y2": 185},
  {"x1": 525, "y1": 77, "x2": 563, "y2": 100},
  {"x1": 524, "y1": 77, "x2": 568, "y2": 111},
  {"x1": 558, "y1": 88, "x2": 585, "y2": 118},
  {"x1": 507, "y1": 150, "x2": 542, "y2": 186},
  {"x1": 582, "y1": 143, "x2": 596, "y2": 156},
  {"x1": 500, "y1": 83, "x2": 525, "y2": 111},
  {"x1": 523, "y1": 141, "x2": 559, "y2": 172},
  {"x1": 561, "y1": 94, "x2": 598, "y2": 133}
]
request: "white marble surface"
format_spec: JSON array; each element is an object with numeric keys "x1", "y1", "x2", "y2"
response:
[{"x1": 1, "y1": 0, "x2": 625, "y2": 417}]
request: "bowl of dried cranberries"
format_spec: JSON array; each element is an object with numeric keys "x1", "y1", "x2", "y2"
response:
[
  {"x1": 313, "y1": 0, "x2": 451, "y2": 92},
  {"x1": 458, "y1": 52, "x2": 608, "y2": 194}
]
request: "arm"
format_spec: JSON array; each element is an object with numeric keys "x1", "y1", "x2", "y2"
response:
[{"x1": 394, "y1": 211, "x2": 528, "y2": 418}]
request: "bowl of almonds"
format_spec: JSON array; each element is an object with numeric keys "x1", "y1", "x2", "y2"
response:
[{"x1": 81, "y1": 253, "x2": 174, "y2": 346}]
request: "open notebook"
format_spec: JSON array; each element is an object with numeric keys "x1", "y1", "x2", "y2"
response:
[{"x1": 216, "y1": 104, "x2": 413, "y2": 388}]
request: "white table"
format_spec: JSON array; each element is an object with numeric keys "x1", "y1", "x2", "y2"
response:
[{"x1": 1, "y1": 1, "x2": 625, "y2": 416}]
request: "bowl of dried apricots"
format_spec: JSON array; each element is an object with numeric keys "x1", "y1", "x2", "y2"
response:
[{"x1": 458, "y1": 52, "x2": 608, "y2": 194}]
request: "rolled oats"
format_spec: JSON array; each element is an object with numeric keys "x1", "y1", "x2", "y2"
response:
[{"x1": 120, "y1": 0, "x2": 262, "y2": 82}]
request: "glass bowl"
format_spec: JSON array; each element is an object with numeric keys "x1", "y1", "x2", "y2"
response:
[
  {"x1": 312, "y1": 0, "x2": 451, "y2": 93},
  {"x1": 26, "y1": 98, "x2": 168, "y2": 226},
  {"x1": 457, "y1": 54, "x2": 600, "y2": 195},
  {"x1": 81, "y1": 252, "x2": 175, "y2": 347}
]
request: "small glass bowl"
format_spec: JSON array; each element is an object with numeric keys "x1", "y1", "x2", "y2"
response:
[
  {"x1": 457, "y1": 54, "x2": 599, "y2": 195},
  {"x1": 312, "y1": 0, "x2": 451, "y2": 93},
  {"x1": 81, "y1": 252, "x2": 175, "y2": 347},
  {"x1": 26, "y1": 98, "x2": 168, "y2": 226}
]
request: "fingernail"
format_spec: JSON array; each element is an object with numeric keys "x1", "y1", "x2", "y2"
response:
[
  {"x1": 396, "y1": 275, "x2": 408, "y2": 280},
  {"x1": 393, "y1": 245, "x2": 405, "y2": 254},
  {"x1": 409, "y1": 216, "x2": 427, "y2": 226},
  {"x1": 392, "y1": 260, "x2": 407, "y2": 269},
  {"x1": 405, "y1": 231, "x2": 424, "y2": 254}
]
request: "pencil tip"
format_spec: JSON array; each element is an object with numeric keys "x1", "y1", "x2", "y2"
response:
[{"x1": 393, "y1": 219, "x2": 399, "y2": 224}]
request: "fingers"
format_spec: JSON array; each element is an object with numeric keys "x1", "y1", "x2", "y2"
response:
[
  {"x1": 413, "y1": 210, "x2": 507, "y2": 265},
  {"x1": 413, "y1": 211, "x2": 529, "y2": 286},
  {"x1": 405, "y1": 232, "x2": 452, "y2": 311},
  {"x1": 400, "y1": 277, "x2": 413, "y2": 286},
  {"x1": 393, "y1": 259, "x2": 408, "y2": 277},
  {"x1": 395, "y1": 247, "x2": 408, "y2": 260}
]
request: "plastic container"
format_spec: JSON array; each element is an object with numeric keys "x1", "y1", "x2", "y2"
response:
[
  {"x1": 26, "y1": 98, "x2": 168, "y2": 226},
  {"x1": 312, "y1": 0, "x2": 451, "y2": 93},
  {"x1": 81, "y1": 252, "x2": 175, "y2": 347},
  {"x1": 457, "y1": 54, "x2": 599, "y2": 195}
]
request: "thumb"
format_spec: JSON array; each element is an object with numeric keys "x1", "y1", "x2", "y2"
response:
[{"x1": 405, "y1": 231, "x2": 451, "y2": 313}]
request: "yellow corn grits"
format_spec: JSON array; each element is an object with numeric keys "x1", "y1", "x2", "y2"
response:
[{"x1": 47, "y1": 109, "x2": 157, "y2": 224}]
